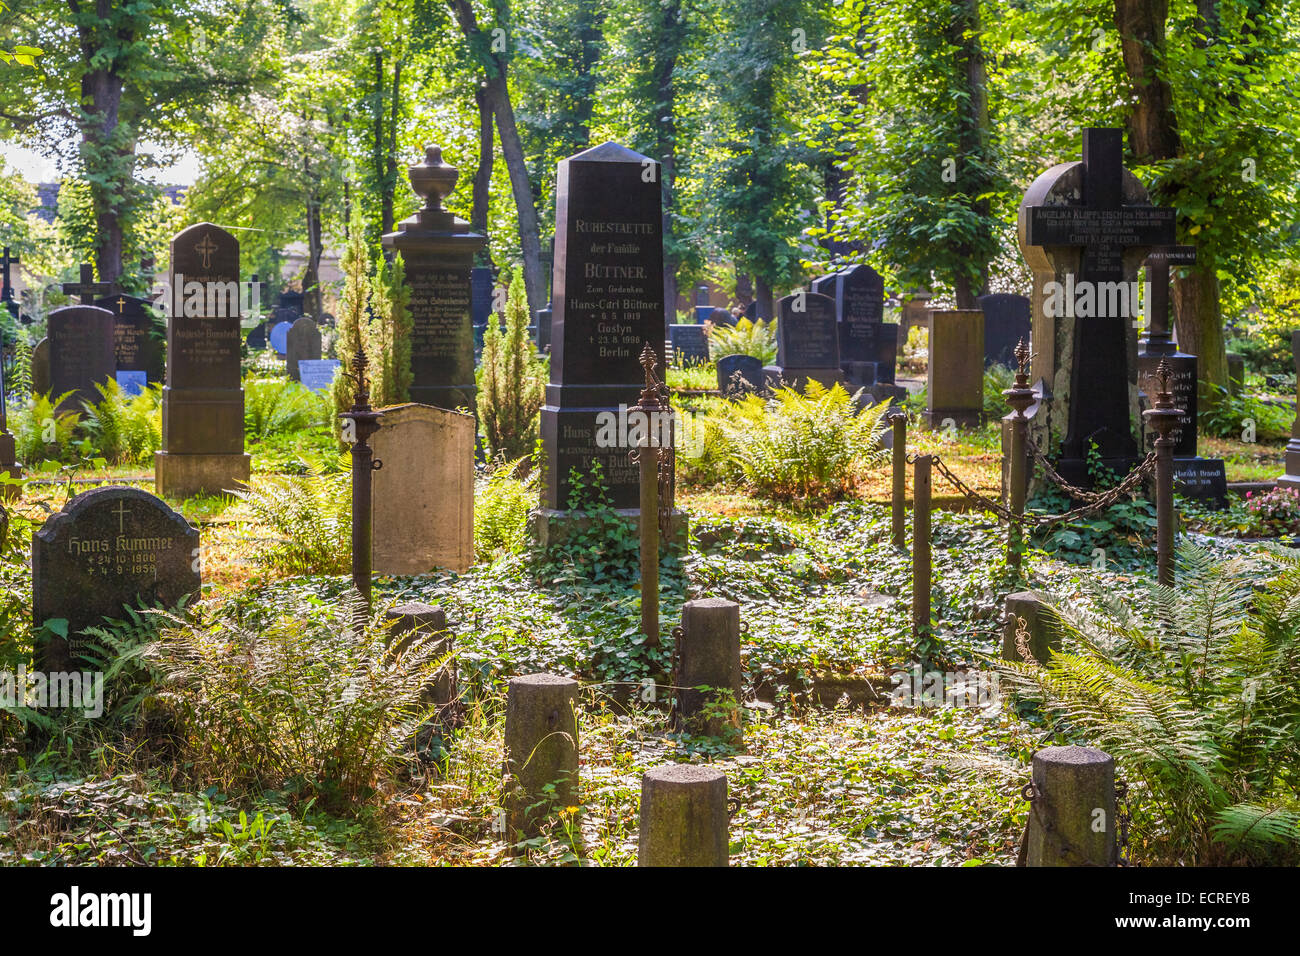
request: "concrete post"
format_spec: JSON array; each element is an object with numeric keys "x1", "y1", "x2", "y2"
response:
[
  {"x1": 385, "y1": 602, "x2": 459, "y2": 733},
  {"x1": 1024, "y1": 745, "x2": 1117, "y2": 867},
  {"x1": 674, "y1": 598, "x2": 743, "y2": 745},
  {"x1": 1000, "y1": 591, "x2": 1061, "y2": 665},
  {"x1": 503, "y1": 673, "x2": 580, "y2": 838},
  {"x1": 891, "y1": 410, "x2": 906, "y2": 548},
  {"x1": 638, "y1": 764, "x2": 729, "y2": 867},
  {"x1": 912, "y1": 455, "x2": 932, "y2": 641}
]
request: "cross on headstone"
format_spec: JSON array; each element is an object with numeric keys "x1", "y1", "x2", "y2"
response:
[
  {"x1": 1021, "y1": 128, "x2": 1178, "y2": 479},
  {"x1": 195, "y1": 233, "x2": 218, "y2": 269},
  {"x1": 1, "y1": 246, "x2": 18, "y2": 302},
  {"x1": 113, "y1": 499, "x2": 130, "y2": 533},
  {"x1": 62, "y1": 263, "x2": 114, "y2": 305}
]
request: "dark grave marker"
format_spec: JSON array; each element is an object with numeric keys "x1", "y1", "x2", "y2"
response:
[
  {"x1": 708, "y1": 307, "x2": 735, "y2": 327},
  {"x1": 977, "y1": 292, "x2": 1031, "y2": 369},
  {"x1": 471, "y1": 266, "x2": 494, "y2": 328},
  {"x1": 286, "y1": 316, "x2": 321, "y2": 381},
  {"x1": 246, "y1": 323, "x2": 267, "y2": 350},
  {"x1": 1173, "y1": 458, "x2": 1227, "y2": 508},
  {"x1": 32, "y1": 336, "x2": 49, "y2": 394},
  {"x1": 47, "y1": 305, "x2": 116, "y2": 411},
  {"x1": 96, "y1": 293, "x2": 164, "y2": 383},
  {"x1": 668, "y1": 324, "x2": 709, "y2": 366},
  {"x1": 836, "y1": 264, "x2": 885, "y2": 384},
  {"x1": 764, "y1": 292, "x2": 841, "y2": 391},
  {"x1": 539, "y1": 141, "x2": 665, "y2": 511},
  {"x1": 535, "y1": 303, "x2": 553, "y2": 352},
  {"x1": 33, "y1": 486, "x2": 200, "y2": 670},
  {"x1": 155, "y1": 222, "x2": 250, "y2": 498},
  {"x1": 382, "y1": 146, "x2": 486, "y2": 412},
  {"x1": 717, "y1": 354, "x2": 764, "y2": 396},
  {"x1": 1279, "y1": 330, "x2": 1300, "y2": 490}
]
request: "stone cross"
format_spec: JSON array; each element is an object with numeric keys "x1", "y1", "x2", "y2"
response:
[{"x1": 61, "y1": 263, "x2": 114, "y2": 305}]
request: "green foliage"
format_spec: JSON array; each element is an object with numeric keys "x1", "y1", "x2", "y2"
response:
[
  {"x1": 477, "y1": 275, "x2": 546, "y2": 461},
  {"x1": 720, "y1": 382, "x2": 890, "y2": 504},
  {"x1": 1198, "y1": 384, "x2": 1292, "y2": 441},
  {"x1": 150, "y1": 594, "x2": 447, "y2": 811},
  {"x1": 8, "y1": 393, "x2": 79, "y2": 465},
  {"x1": 244, "y1": 376, "x2": 331, "y2": 441},
  {"x1": 79, "y1": 379, "x2": 162, "y2": 465},
  {"x1": 1004, "y1": 543, "x2": 1300, "y2": 864},
  {"x1": 229, "y1": 456, "x2": 351, "y2": 575},
  {"x1": 330, "y1": 223, "x2": 371, "y2": 443},
  {"x1": 982, "y1": 364, "x2": 1014, "y2": 420},
  {"x1": 368, "y1": 253, "x2": 413, "y2": 408},
  {"x1": 474, "y1": 457, "x2": 538, "y2": 562},
  {"x1": 1243, "y1": 486, "x2": 1300, "y2": 536},
  {"x1": 706, "y1": 317, "x2": 776, "y2": 365}
]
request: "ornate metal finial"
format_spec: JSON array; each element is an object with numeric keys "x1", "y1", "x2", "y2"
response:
[
  {"x1": 351, "y1": 344, "x2": 370, "y2": 409},
  {"x1": 1153, "y1": 358, "x2": 1173, "y2": 408},
  {"x1": 1014, "y1": 338, "x2": 1030, "y2": 378},
  {"x1": 1004, "y1": 337, "x2": 1036, "y2": 419}
]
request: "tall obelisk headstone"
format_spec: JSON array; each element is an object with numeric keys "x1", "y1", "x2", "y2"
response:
[
  {"x1": 1018, "y1": 128, "x2": 1176, "y2": 488},
  {"x1": 382, "y1": 146, "x2": 486, "y2": 413},
  {"x1": 539, "y1": 142, "x2": 666, "y2": 513},
  {"x1": 155, "y1": 222, "x2": 251, "y2": 498}
]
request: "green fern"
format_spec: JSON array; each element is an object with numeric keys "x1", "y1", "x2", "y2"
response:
[{"x1": 228, "y1": 455, "x2": 351, "y2": 575}]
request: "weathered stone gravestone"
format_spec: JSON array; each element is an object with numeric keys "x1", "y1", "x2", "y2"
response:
[
  {"x1": 1137, "y1": 245, "x2": 1199, "y2": 459},
  {"x1": 899, "y1": 290, "x2": 932, "y2": 344},
  {"x1": 717, "y1": 354, "x2": 764, "y2": 397},
  {"x1": 33, "y1": 486, "x2": 200, "y2": 670},
  {"x1": 155, "y1": 222, "x2": 251, "y2": 499},
  {"x1": 539, "y1": 141, "x2": 666, "y2": 512},
  {"x1": 1277, "y1": 330, "x2": 1300, "y2": 491},
  {"x1": 383, "y1": 147, "x2": 486, "y2": 413},
  {"x1": 668, "y1": 324, "x2": 709, "y2": 366},
  {"x1": 97, "y1": 293, "x2": 164, "y2": 384},
  {"x1": 977, "y1": 292, "x2": 1031, "y2": 369},
  {"x1": 925, "y1": 310, "x2": 984, "y2": 427},
  {"x1": 286, "y1": 317, "x2": 321, "y2": 382},
  {"x1": 764, "y1": 291, "x2": 842, "y2": 392},
  {"x1": 47, "y1": 305, "x2": 116, "y2": 412},
  {"x1": 31, "y1": 336, "x2": 49, "y2": 395},
  {"x1": 810, "y1": 273, "x2": 840, "y2": 298},
  {"x1": 370, "y1": 403, "x2": 474, "y2": 574},
  {"x1": 1018, "y1": 127, "x2": 1176, "y2": 487}
]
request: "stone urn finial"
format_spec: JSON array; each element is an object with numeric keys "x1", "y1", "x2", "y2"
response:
[{"x1": 408, "y1": 145, "x2": 458, "y2": 213}]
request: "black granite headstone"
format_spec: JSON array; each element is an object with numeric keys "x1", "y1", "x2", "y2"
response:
[
  {"x1": 717, "y1": 354, "x2": 764, "y2": 396},
  {"x1": 33, "y1": 486, "x2": 200, "y2": 670},
  {"x1": 535, "y1": 303, "x2": 553, "y2": 352},
  {"x1": 1173, "y1": 458, "x2": 1227, "y2": 508},
  {"x1": 764, "y1": 292, "x2": 840, "y2": 391},
  {"x1": 836, "y1": 264, "x2": 884, "y2": 365},
  {"x1": 246, "y1": 323, "x2": 267, "y2": 350},
  {"x1": 977, "y1": 292, "x2": 1031, "y2": 369},
  {"x1": 286, "y1": 316, "x2": 322, "y2": 382},
  {"x1": 471, "y1": 267, "x2": 493, "y2": 328},
  {"x1": 96, "y1": 293, "x2": 164, "y2": 383},
  {"x1": 47, "y1": 305, "x2": 116, "y2": 411},
  {"x1": 668, "y1": 324, "x2": 710, "y2": 366},
  {"x1": 540, "y1": 142, "x2": 665, "y2": 510},
  {"x1": 810, "y1": 273, "x2": 840, "y2": 298}
]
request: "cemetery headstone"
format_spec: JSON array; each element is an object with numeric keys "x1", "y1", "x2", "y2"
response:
[
  {"x1": 245, "y1": 323, "x2": 267, "y2": 350},
  {"x1": 470, "y1": 266, "x2": 493, "y2": 328},
  {"x1": 298, "y1": 358, "x2": 341, "y2": 395},
  {"x1": 47, "y1": 305, "x2": 116, "y2": 412},
  {"x1": 33, "y1": 486, "x2": 200, "y2": 671},
  {"x1": 286, "y1": 316, "x2": 321, "y2": 382},
  {"x1": 371, "y1": 403, "x2": 474, "y2": 574},
  {"x1": 96, "y1": 293, "x2": 164, "y2": 383},
  {"x1": 1278, "y1": 330, "x2": 1300, "y2": 491},
  {"x1": 535, "y1": 302, "x2": 553, "y2": 352},
  {"x1": 382, "y1": 146, "x2": 486, "y2": 412},
  {"x1": 899, "y1": 290, "x2": 932, "y2": 343},
  {"x1": 743, "y1": 300, "x2": 758, "y2": 321},
  {"x1": 836, "y1": 264, "x2": 885, "y2": 386},
  {"x1": 668, "y1": 324, "x2": 709, "y2": 366},
  {"x1": 539, "y1": 141, "x2": 666, "y2": 511},
  {"x1": 693, "y1": 284, "x2": 713, "y2": 323},
  {"x1": 1173, "y1": 458, "x2": 1228, "y2": 508},
  {"x1": 277, "y1": 290, "x2": 304, "y2": 314},
  {"x1": 155, "y1": 222, "x2": 251, "y2": 499},
  {"x1": 1018, "y1": 127, "x2": 1176, "y2": 487},
  {"x1": 1226, "y1": 353, "x2": 1245, "y2": 395},
  {"x1": 717, "y1": 354, "x2": 763, "y2": 397},
  {"x1": 708, "y1": 307, "x2": 735, "y2": 327},
  {"x1": 977, "y1": 292, "x2": 1032, "y2": 369},
  {"x1": 810, "y1": 273, "x2": 840, "y2": 298},
  {"x1": 924, "y1": 309, "x2": 984, "y2": 427},
  {"x1": 763, "y1": 291, "x2": 842, "y2": 392}
]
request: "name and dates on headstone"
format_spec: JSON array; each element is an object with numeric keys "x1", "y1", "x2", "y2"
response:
[{"x1": 33, "y1": 486, "x2": 200, "y2": 670}]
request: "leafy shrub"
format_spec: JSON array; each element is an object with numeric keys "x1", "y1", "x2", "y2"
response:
[
  {"x1": 475, "y1": 457, "x2": 537, "y2": 561},
  {"x1": 1004, "y1": 543, "x2": 1300, "y2": 865},
  {"x1": 982, "y1": 364, "x2": 1015, "y2": 419},
  {"x1": 80, "y1": 379, "x2": 162, "y2": 464},
  {"x1": 245, "y1": 376, "x2": 330, "y2": 440},
  {"x1": 721, "y1": 381, "x2": 889, "y2": 503},
  {"x1": 229, "y1": 456, "x2": 351, "y2": 574},
  {"x1": 368, "y1": 253, "x2": 414, "y2": 407},
  {"x1": 1198, "y1": 384, "x2": 1292, "y2": 441},
  {"x1": 150, "y1": 595, "x2": 445, "y2": 810},
  {"x1": 706, "y1": 317, "x2": 776, "y2": 365},
  {"x1": 478, "y1": 275, "x2": 546, "y2": 461},
  {"x1": 8, "y1": 393, "x2": 79, "y2": 464},
  {"x1": 1244, "y1": 486, "x2": 1300, "y2": 536}
]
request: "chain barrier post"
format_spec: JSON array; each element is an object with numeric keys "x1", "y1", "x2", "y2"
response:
[
  {"x1": 1003, "y1": 339, "x2": 1036, "y2": 574},
  {"x1": 891, "y1": 409, "x2": 907, "y2": 548},
  {"x1": 1141, "y1": 359, "x2": 1183, "y2": 588},
  {"x1": 912, "y1": 454, "x2": 932, "y2": 643},
  {"x1": 633, "y1": 343, "x2": 665, "y2": 650},
  {"x1": 339, "y1": 344, "x2": 383, "y2": 615},
  {"x1": 1021, "y1": 745, "x2": 1118, "y2": 867}
]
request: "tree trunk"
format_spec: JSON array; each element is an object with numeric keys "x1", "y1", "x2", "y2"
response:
[
  {"x1": 655, "y1": 0, "x2": 682, "y2": 325},
  {"x1": 954, "y1": 273, "x2": 976, "y2": 310},
  {"x1": 448, "y1": 0, "x2": 544, "y2": 315},
  {"x1": 471, "y1": 81, "x2": 494, "y2": 246},
  {"x1": 953, "y1": 0, "x2": 990, "y2": 305},
  {"x1": 384, "y1": 57, "x2": 401, "y2": 235},
  {"x1": 78, "y1": 4, "x2": 129, "y2": 287},
  {"x1": 755, "y1": 277, "x2": 774, "y2": 321}
]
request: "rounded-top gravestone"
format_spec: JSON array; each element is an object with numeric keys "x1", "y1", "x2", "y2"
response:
[{"x1": 269, "y1": 320, "x2": 292, "y2": 356}]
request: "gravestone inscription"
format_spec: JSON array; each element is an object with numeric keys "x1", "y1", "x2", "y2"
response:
[
  {"x1": 717, "y1": 354, "x2": 763, "y2": 397},
  {"x1": 764, "y1": 292, "x2": 841, "y2": 392},
  {"x1": 668, "y1": 324, "x2": 709, "y2": 366},
  {"x1": 47, "y1": 305, "x2": 116, "y2": 412},
  {"x1": 96, "y1": 293, "x2": 164, "y2": 383}
]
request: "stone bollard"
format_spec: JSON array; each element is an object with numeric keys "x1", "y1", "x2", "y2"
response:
[
  {"x1": 1000, "y1": 591, "x2": 1061, "y2": 665},
  {"x1": 912, "y1": 455, "x2": 932, "y2": 641},
  {"x1": 1023, "y1": 745, "x2": 1117, "y2": 866},
  {"x1": 674, "y1": 598, "x2": 743, "y2": 746},
  {"x1": 386, "y1": 602, "x2": 461, "y2": 750},
  {"x1": 638, "y1": 764, "x2": 729, "y2": 867},
  {"x1": 503, "y1": 673, "x2": 580, "y2": 838}
]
